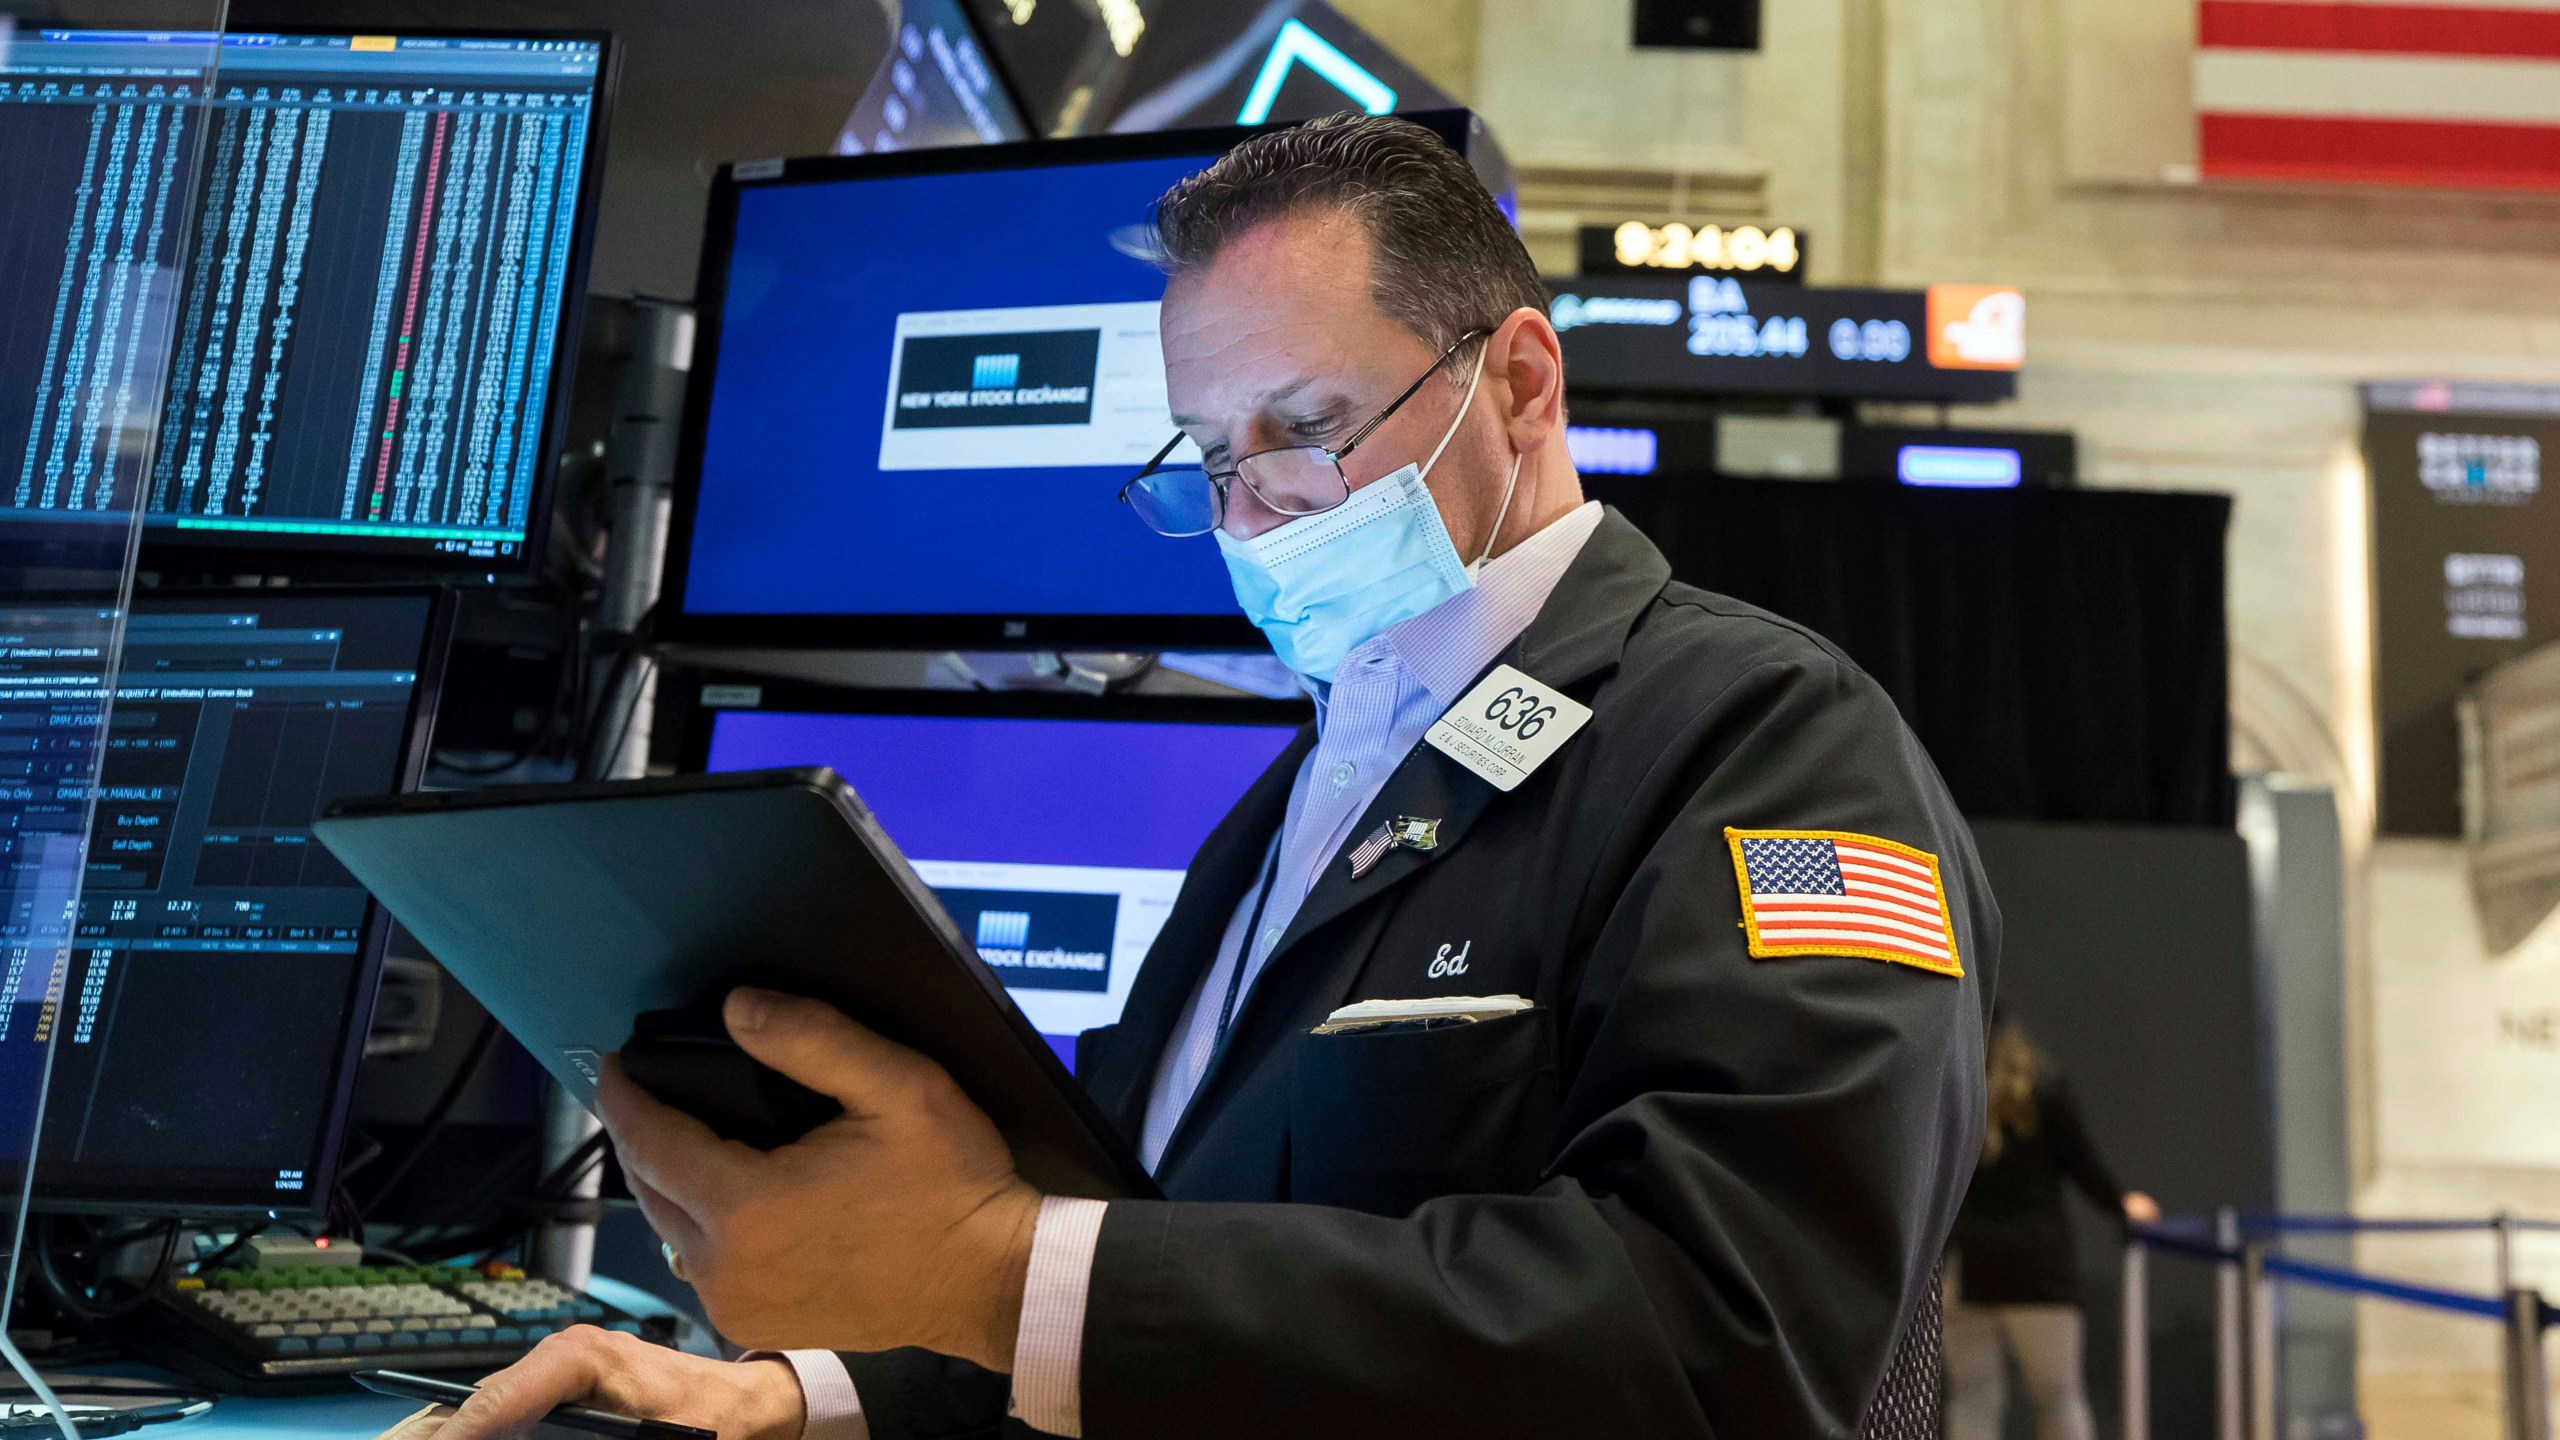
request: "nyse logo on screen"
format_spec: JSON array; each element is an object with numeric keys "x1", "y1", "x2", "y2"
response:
[
  {"x1": 2420, "y1": 432, "x2": 2540, "y2": 505},
  {"x1": 935, "y1": 887, "x2": 1117, "y2": 992},
  {"x1": 892, "y1": 329, "x2": 1100, "y2": 429}
]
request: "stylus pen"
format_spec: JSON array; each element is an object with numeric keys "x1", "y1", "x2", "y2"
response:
[{"x1": 351, "y1": 1368, "x2": 717, "y2": 1440}]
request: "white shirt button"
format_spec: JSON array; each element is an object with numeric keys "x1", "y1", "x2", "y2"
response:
[
  {"x1": 1330, "y1": 760, "x2": 1356, "y2": 788},
  {"x1": 1261, "y1": 926, "x2": 1283, "y2": 955}
]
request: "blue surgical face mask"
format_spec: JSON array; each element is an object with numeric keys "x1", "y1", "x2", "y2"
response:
[{"x1": 1215, "y1": 349, "x2": 1522, "y2": 682}]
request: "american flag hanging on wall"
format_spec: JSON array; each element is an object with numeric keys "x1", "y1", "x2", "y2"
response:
[
  {"x1": 1726, "y1": 829, "x2": 1962, "y2": 978},
  {"x1": 2195, "y1": 1, "x2": 2560, "y2": 192}
]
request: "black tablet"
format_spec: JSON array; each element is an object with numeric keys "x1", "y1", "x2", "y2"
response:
[{"x1": 315, "y1": 768, "x2": 1158, "y2": 1200}]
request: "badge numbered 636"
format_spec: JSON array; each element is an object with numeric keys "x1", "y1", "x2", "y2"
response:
[{"x1": 1426, "y1": 664, "x2": 1595, "y2": 791}]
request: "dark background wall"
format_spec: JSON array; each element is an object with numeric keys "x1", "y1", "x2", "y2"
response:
[
  {"x1": 1969, "y1": 819, "x2": 2270, "y2": 1440},
  {"x1": 1591, "y1": 476, "x2": 2234, "y2": 828}
]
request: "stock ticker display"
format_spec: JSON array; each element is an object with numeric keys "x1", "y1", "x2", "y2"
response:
[
  {"x1": 0, "y1": 32, "x2": 603, "y2": 565},
  {"x1": 0, "y1": 593, "x2": 436, "y2": 1209}
]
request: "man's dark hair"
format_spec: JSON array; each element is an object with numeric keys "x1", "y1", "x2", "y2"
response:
[{"x1": 1151, "y1": 113, "x2": 1548, "y2": 368}]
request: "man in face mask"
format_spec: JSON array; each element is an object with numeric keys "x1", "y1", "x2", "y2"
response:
[{"x1": 436, "y1": 114, "x2": 1994, "y2": 1440}]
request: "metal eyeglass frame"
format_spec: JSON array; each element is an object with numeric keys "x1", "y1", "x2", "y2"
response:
[{"x1": 1117, "y1": 327, "x2": 1491, "y2": 537}]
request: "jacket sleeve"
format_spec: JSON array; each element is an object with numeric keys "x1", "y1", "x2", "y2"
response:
[
  {"x1": 831, "y1": 1350, "x2": 1009, "y2": 1440},
  {"x1": 1080, "y1": 648, "x2": 1994, "y2": 1439}
]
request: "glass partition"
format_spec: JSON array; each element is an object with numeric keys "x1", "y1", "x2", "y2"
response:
[{"x1": 0, "y1": 5, "x2": 227, "y2": 1419}]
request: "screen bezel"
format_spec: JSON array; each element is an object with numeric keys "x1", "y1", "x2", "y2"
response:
[
  {"x1": 672, "y1": 672, "x2": 1313, "y2": 775},
  {"x1": 27, "y1": 584, "x2": 457, "y2": 1218},
  {"x1": 659, "y1": 115, "x2": 1472, "y2": 652},
  {"x1": 132, "y1": 27, "x2": 619, "y2": 581}
]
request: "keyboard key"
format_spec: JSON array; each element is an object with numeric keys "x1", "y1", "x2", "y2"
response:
[
  {"x1": 276, "y1": 1337, "x2": 312, "y2": 1355},
  {"x1": 352, "y1": 1334, "x2": 385, "y2": 1352},
  {"x1": 315, "y1": 1336, "x2": 349, "y2": 1354},
  {"x1": 423, "y1": 1331, "x2": 457, "y2": 1347}
]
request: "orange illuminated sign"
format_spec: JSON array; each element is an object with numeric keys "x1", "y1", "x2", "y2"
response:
[{"x1": 1926, "y1": 285, "x2": 2025, "y2": 371}]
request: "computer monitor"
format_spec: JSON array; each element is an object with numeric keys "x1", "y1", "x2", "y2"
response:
[
  {"x1": 0, "y1": 29, "x2": 612, "y2": 572},
  {"x1": 662, "y1": 116, "x2": 1474, "y2": 651},
  {"x1": 835, "y1": 0, "x2": 1029, "y2": 155},
  {"x1": 11, "y1": 588, "x2": 449, "y2": 1215},
  {"x1": 678, "y1": 681, "x2": 1308, "y2": 1061}
]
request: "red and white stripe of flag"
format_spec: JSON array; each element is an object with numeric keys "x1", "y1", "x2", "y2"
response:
[{"x1": 2195, "y1": 0, "x2": 2560, "y2": 192}]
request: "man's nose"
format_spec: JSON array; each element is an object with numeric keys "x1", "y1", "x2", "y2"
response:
[{"x1": 1220, "y1": 478, "x2": 1295, "y2": 541}]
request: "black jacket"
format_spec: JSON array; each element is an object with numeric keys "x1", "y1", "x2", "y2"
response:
[
  {"x1": 839, "y1": 510, "x2": 1997, "y2": 1438},
  {"x1": 1948, "y1": 1074, "x2": 2124, "y2": 1306}
]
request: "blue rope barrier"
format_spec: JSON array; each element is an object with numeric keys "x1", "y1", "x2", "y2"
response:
[
  {"x1": 2227, "y1": 1213, "x2": 2560, "y2": 1237},
  {"x1": 2258, "y1": 1253, "x2": 2511, "y2": 1321},
  {"x1": 2128, "y1": 1226, "x2": 2529, "y2": 1325}
]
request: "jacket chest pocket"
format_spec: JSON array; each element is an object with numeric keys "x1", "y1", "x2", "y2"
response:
[{"x1": 1285, "y1": 1007, "x2": 1559, "y2": 1218}]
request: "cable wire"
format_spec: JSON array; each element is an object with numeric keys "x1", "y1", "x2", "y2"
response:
[{"x1": 359, "y1": 1013, "x2": 503, "y2": 1217}]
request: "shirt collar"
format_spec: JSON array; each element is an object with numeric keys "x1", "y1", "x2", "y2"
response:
[{"x1": 1309, "y1": 501, "x2": 1605, "y2": 721}]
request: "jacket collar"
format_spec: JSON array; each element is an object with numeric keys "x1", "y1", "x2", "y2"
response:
[
  {"x1": 1241, "y1": 507, "x2": 1666, "y2": 972},
  {"x1": 1088, "y1": 724, "x2": 1313, "y2": 1138},
  {"x1": 1510, "y1": 506, "x2": 1671, "y2": 691},
  {"x1": 1147, "y1": 508, "x2": 1671, "y2": 1172}
]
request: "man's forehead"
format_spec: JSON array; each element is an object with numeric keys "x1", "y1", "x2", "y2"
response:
[
  {"x1": 1159, "y1": 210, "x2": 1421, "y2": 418},
  {"x1": 1170, "y1": 208, "x2": 1373, "y2": 318}
]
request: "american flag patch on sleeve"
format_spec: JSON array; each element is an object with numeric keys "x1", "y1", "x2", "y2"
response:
[{"x1": 1725, "y1": 828, "x2": 1962, "y2": 977}]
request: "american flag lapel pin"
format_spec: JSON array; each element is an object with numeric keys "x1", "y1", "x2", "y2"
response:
[{"x1": 1347, "y1": 816, "x2": 1443, "y2": 878}]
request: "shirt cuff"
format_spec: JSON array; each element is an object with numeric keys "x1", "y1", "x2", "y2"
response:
[
  {"x1": 1008, "y1": 1195, "x2": 1108, "y2": 1438},
  {"x1": 742, "y1": 1349, "x2": 869, "y2": 1440}
]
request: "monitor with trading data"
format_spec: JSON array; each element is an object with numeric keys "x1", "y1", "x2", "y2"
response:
[
  {"x1": 663, "y1": 119, "x2": 1470, "y2": 651},
  {"x1": 682, "y1": 684, "x2": 1308, "y2": 1060},
  {"x1": 4, "y1": 589, "x2": 448, "y2": 1215},
  {"x1": 0, "y1": 29, "x2": 610, "y2": 570}
]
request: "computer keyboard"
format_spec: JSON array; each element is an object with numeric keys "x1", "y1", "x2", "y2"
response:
[{"x1": 143, "y1": 1263, "x2": 656, "y2": 1385}]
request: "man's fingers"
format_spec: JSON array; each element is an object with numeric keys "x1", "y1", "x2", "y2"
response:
[
  {"x1": 435, "y1": 1328, "x2": 616, "y2": 1439},
  {"x1": 723, "y1": 986, "x2": 944, "y2": 1113},
  {"x1": 595, "y1": 1055, "x2": 743, "y2": 1217},
  {"x1": 627, "y1": 1171, "x2": 707, "y2": 1268}
]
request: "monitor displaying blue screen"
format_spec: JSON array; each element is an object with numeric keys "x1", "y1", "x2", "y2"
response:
[
  {"x1": 677, "y1": 146, "x2": 1245, "y2": 634},
  {"x1": 703, "y1": 705, "x2": 1301, "y2": 1061}
]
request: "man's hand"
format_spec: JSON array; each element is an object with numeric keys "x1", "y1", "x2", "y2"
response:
[
  {"x1": 431, "y1": 1326, "x2": 803, "y2": 1440},
  {"x1": 603, "y1": 987, "x2": 1044, "y2": 1369}
]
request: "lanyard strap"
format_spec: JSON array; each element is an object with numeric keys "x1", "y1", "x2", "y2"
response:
[{"x1": 1211, "y1": 833, "x2": 1285, "y2": 1057}]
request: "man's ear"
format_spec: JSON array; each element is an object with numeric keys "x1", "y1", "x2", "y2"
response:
[{"x1": 1489, "y1": 306, "x2": 1565, "y2": 455}]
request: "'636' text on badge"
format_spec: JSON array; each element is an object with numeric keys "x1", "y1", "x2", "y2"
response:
[{"x1": 1425, "y1": 664, "x2": 1594, "y2": 791}]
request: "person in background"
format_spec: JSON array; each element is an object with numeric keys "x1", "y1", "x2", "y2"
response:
[{"x1": 1945, "y1": 1010, "x2": 2161, "y2": 1440}]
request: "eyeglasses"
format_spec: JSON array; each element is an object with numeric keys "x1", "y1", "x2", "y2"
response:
[{"x1": 1118, "y1": 328, "x2": 1490, "y2": 538}]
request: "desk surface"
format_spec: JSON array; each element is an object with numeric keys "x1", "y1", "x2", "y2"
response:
[{"x1": 169, "y1": 1389, "x2": 419, "y2": 1437}]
